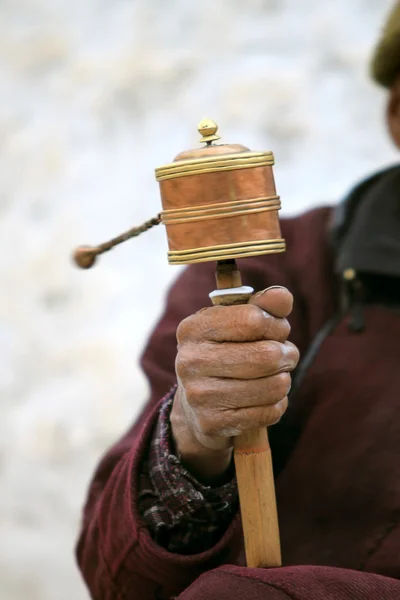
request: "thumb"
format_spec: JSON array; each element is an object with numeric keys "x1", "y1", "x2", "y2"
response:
[{"x1": 248, "y1": 286, "x2": 293, "y2": 318}]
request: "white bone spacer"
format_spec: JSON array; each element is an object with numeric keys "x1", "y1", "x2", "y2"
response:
[{"x1": 209, "y1": 286, "x2": 254, "y2": 299}]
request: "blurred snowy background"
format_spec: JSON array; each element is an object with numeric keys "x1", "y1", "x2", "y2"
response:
[{"x1": 0, "y1": 1, "x2": 398, "y2": 598}]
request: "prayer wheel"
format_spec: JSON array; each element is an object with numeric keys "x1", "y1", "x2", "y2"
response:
[
  {"x1": 73, "y1": 119, "x2": 286, "y2": 569},
  {"x1": 155, "y1": 119, "x2": 285, "y2": 265}
]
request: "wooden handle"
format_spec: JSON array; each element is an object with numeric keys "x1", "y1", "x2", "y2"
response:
[
  {"x1": 234, "y1": 429, "x2": 281, "y2": 568},
  {"x1": 211, "y1": 260, "x2": 282, "y2": 569}
]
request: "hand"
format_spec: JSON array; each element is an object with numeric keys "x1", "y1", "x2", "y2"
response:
[{"x1": 170, "y1": 286, "x2": 299, "y2": 484}]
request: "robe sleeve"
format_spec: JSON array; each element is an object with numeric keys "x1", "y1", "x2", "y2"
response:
[{"x1": 178, "y1": 564, "x2": 400, "y2": 600}]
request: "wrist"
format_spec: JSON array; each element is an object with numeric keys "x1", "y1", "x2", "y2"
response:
[{"x1": 171, "y1": 386, "x2": 233, "y2": 485}]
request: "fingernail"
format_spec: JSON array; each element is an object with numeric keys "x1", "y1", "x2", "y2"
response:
[{"x1": 254, "y1": 285, "x2": 286, "y2": 298}]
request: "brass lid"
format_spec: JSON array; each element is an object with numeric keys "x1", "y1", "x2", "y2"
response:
[{"x1": 155, "y1": 119, "x2": 274, "y2": 182}]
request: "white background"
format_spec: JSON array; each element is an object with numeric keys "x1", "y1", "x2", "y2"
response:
[{"x1": 0, "y1": 1, "x2": 398, "y2": 598}]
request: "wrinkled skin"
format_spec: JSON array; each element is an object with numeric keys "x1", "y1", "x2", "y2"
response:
[{"x1": 171, "y1": 287, "x2": 299, "y2": 483}]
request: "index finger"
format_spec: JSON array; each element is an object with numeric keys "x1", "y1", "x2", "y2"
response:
[{"x1": 176, "y1": 303, "x2": 290, "y2": 344}]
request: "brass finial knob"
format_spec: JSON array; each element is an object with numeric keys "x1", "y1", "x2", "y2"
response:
[{"x1": 198, "y1": 118, "x2": 221, "y2": 145}]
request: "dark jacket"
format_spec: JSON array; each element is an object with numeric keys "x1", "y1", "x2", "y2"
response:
[{"x1": 76, "y1": 169, "x2": 400, "y2": 599}]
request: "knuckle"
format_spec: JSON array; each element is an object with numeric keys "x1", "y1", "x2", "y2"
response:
[
  {"x1": 262, "y1": 340, "x2": 281, "y2": 365},
  {"x1": 269, "y1": 397, "x2": 289, "y2": 424},
  {"x1": 244, "y1": 305, "x2": 266, "y2": 335},
  {"x1": 279, "y1": 317, "x2": 291, "y2": 340},
  {"x1": 258, "y1": 398, "x2": 288, "y2": 427},
  {"x1": 175, "y1": 347, "x2": 195, "y2": 380},
  {"x1": 283, "y1": 317, "x2": 291, "y2": 334},
  {"x1": 175, "y1": 356, "x2": 185, "y2": 380},
  {"x1": 176, "y1": 315, "x2": 193, "y2": 344},
  {"x1": 177, "y1": 342, "x2": 219, "y2": 380},
  {"x1": 175, "y1": 354, "x2": 185, "y2": 379},
  {"x1": 184, "y1": 380, "x2": 206, "y2": 405},
  {"x1": 273, "y1": 372, "x2": 292, "y2": 398},
  {"x1": 264, "y1": 314, "x2": 291, "y2": 342},
  {"x1": 197, "y1": 307, "x2": 218, "y2": 337},
  {"x1": 285, "y1": 341, "x2": 300, "y2": 368},
  {"x1": 291, "y1": 343, "x2": 301, "y2": 365}
]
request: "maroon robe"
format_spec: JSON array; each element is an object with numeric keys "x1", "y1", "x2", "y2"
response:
[{"x1": 76, "y1": 206, "x2": 400, "y2": 599}]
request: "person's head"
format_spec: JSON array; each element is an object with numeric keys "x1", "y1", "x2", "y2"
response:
[{"x1": 371, "y1": 2, "x2": 400, "y2": 149}]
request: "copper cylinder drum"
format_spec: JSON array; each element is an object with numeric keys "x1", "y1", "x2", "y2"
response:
[{"x1": 155, "y1": 150, "x2": 285, "y2": 265}]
